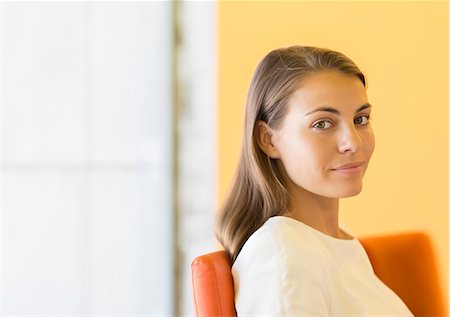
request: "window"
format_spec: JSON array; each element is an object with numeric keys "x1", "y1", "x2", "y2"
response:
[{"x1": 2, "y1": 2, "x2": 174, "y2": 314}]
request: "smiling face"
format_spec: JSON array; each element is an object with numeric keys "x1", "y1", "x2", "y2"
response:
[{"x1": 258, "y1": 70, "x2": 375, "y2": 200}]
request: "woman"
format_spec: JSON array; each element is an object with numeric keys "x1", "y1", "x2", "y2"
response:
[{"x1": 215, "y1": 46, "x2": 413, "y2": 316}]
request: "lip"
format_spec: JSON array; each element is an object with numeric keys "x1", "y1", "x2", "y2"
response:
[{"x1": 332, "y1": 162, "x2": 365, "y2": 174}]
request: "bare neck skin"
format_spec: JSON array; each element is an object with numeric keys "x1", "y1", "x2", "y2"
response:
[{"x1": 285, "y1": 184, "x2": 353, "y2": 240}]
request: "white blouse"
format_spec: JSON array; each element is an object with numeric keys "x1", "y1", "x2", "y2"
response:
[{"x1": 232, "y1": 216, "x2": 414, "y2": 317}]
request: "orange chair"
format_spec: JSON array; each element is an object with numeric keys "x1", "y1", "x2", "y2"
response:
[
  {"x1": 191, "y1": 232, "x2": 447, "y2": 317},
  {"x1": 360, "y1": 232, "x2": 447, "y2": 317},
  {"x1": 191, "y1": 250, "x2": 236, "y2": 317}
]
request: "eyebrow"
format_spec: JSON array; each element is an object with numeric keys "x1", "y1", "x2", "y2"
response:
[{"x1": 305, "y1": 103, "x2": 372, "y2": 116}]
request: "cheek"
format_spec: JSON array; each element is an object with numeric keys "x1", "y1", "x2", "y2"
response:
[
  {"x1": 363, "y1": 129, "x2": 376, "y2": 158},
  {"x1": 277, "y1": 135, "x2": 327, "y2": 171}
]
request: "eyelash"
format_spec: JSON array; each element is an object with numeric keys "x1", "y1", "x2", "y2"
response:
[{"x1": 312, "y1": 114, "x2": 371, "y2": 130}]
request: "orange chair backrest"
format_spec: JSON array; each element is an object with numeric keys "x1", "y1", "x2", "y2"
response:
[
  {"x1": 191, "y1": 250, "x2": 237, "y2": 317},
  {"x1": 192, "y1": 232, "x2": 447, "y2": 317},
  {"x1": 360, "y1": 232, "x2": 447, "y2": 317}
]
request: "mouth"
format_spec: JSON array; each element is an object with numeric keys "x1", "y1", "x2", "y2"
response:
[{"x1": 332, "y1": 162, "x2": 365, "y2": 174}]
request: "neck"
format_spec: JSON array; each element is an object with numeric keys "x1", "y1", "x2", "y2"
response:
[{"x1": 285, "y1": 185, "x2": 346, "y2": 239}]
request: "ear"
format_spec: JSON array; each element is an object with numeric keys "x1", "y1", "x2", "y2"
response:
[{"x1": 256, "y1": 121, "x2": 281, "y2": 159}]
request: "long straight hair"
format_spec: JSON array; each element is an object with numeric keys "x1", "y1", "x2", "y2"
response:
[{"x1": 215, "y1": 46, "x2": 366, "y2": 263}]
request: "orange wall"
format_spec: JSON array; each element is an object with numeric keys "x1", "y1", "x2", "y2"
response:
[{"x1": 218, "y1": 1, "x2": 448, "y2": 304}]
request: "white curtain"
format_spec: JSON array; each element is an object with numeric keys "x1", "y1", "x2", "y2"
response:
[{"x1": 2, "y1": 2, "x2": 174, "y2": 315}]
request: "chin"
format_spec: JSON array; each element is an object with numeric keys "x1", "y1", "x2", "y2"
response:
[
  {"x1": 329, "y1": 181, "x2": 363, "y2": 198},
  {"x1": 339, "y1": 185, "x2": 363, "y2": 198}
]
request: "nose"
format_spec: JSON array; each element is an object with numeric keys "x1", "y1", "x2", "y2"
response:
[{"x1": 338, "y1": 124, "x2": 362, "y2": 154}]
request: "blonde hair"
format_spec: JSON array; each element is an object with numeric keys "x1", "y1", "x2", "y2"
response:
[{"x1": 215, "y1": 46, "x2": 366, "y2": 263}]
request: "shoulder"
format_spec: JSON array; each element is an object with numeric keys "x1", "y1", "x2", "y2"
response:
[
  {"x1": 237, "y1": 216, "x2": 327, "y2": 258},
  {"x1": 233, "y1": 216, "x2": 328, "y2": 273},
  {"x1": 232, "y1": 216, "x2": 332, "y2": 316}
]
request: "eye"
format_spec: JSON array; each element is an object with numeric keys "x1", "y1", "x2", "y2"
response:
[
  {"x1": 354, "y1": 114, "x2": 370, "y2": 125},
  {"x1": 313, "y1": 120, "x2": 333, "y2": 130}
]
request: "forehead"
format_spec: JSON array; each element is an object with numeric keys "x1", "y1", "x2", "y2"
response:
[{"x1": 287, "y1": 70, "x2": 368, "y2": 115}]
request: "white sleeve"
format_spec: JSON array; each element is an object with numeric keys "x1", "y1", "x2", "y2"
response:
[{"x1": 232, "y1": 227, "x2": 330, "y2": 317}]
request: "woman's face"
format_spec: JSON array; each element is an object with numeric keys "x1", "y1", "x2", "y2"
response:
[{"x1": 270, "y1": 70, "x2": 375, "y2": 199}]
